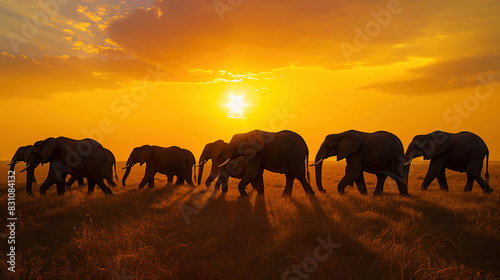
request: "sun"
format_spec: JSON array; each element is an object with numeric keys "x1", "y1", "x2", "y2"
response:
[{"x1": 225, "y1": 93, "x2": 248, "y2": 118}]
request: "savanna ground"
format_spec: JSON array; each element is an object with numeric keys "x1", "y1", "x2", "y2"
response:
[{"x1": 1, "y1": 161, "x2": 499, "y2": 280}]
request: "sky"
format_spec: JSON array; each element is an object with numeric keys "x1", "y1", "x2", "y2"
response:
[{"x1": 0, "y1": 0, "x2": 499, "y2": 160}]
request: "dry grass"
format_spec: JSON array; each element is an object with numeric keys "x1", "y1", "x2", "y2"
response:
[{"x1": 1, "y1": 161, "x2": 499, "y2": 280}]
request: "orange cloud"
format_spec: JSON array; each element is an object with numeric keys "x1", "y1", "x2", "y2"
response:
[
  {"x1": 0, "y1": 52, "x2": 155, "y2": 99},
  {"x1": 408, "y1": 54, "x2": 500, "y2": 76},
  {"x1": 105, "y1": 0, "x2": 500, "y2": 74},
  {"x1": 361, "y1": 54, "x2": 500, "y2": 95}
]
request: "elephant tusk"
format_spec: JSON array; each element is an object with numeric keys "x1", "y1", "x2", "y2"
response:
[
  {"x1": 196, "y1": 160, "x2": 207, "y2": 167},
  {"x1": 218, "y1": 159, "x2": 230, "y2": 168},
  {"x1": 20, "y1": 164, "x2": 31, "y2": 173},
  {"x1": 309, "y1": 158, "x2": 324, "y2": 166},
  {"x1": 403, "y1": 159, "x2": 413, "y2": 166},
  {"x1": 122, "y1": 163, "x2": 135, "y2": 170}
]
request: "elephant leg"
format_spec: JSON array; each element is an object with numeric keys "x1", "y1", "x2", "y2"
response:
[
  {"x1": 338, "y1": 154, "x2": 362, "y2": 195},
  {"x1": 95, "y1": 179, "x2": 114, "y2": 195},
  {"x1": 175, "y1": 177, "x2": 185, "y2": 186},
  {"x1": 218, "y1": 172, "x2": 229, "y2": 193},
  {"x1": 84, "y1": 163, "x2": 114, "y2": 195},
  {"x1": 372, "y1": 174, "x2": 387, "y2": 196},
  {"x1": 288, "y1": 158, "x2": 315, "y2": 196},
  {"x1": 77, "y1": 177, "x2": 85, "y2": 187},
  {"x1": 463, "y1": 175, "x2": 474, "y2": 192},
  {"x1": 354, "y1": 171, "x2": 367, "y2": 195},
  {"x1": 390, "y1": 175, "x2": 409, "y2": 196},
  {"x1": 237, "y1": 177, "x2": 253, "y2": 197},
  {"x1": 139, "y1": 165, "x2": 155, "y2": 189},
  {"x1": 187, "y1": 169, "x2": 193, "y2": 185},
  {"x1": 148, "y1": 178, "x2": 155, "y2": 188},
  {"x1": 254, "y1": 168, "x2": 265, "y2": 195},
  {"x1": 39, "y1": 167, "x2": 59, "y2": 194},
  {"x1": 138, "y1": 176, "x2": 152, "y2": 189},
  {"x1": 56, "y1": 174, "x2": 67, "y2": 195},
  {"x1": 346, "y1": 166, "x2": 354, "y2": 188},
  {"x1": 387, "y1": 165, "x2": 409, "y2": 195},
  {"x1": 466, "y1": 156, "x2": 493, "y2": 193},
  {"x1": 237, "y1": 161, "x2": 260, "y2": 197},
  {"x1": 106, "y1": 178, "x2": 117, "y2": 188},
  {"x1": 471, "y1": 173, "x2": 493, "y2": 193},
  {"x1": 167, "y1": 175, "x2": 174, "y2": 183},
  {"x1": 205, "y1": 170, "x2": 219, "y2": 188},
  {"x1": 222, "y1": 180, "x2": 228, "y2": 193},
  {"x1": 87, "y1": 180, "x2": 96, "y2": 194},
  {"x1": 214, "y1": 177, "x2": 222, "y2": 192},
  {"x1": 177, "y1": 166, "x2": 194, "y2": 186},
  {"x1": 436, "y1": 169, "x2": 449, "y2": 191},
  {"x1": 395, "y1": 180, "x2": 409, "y2": 196},
  {"x1": 421, "y1": 158, "x2": 444, "y2": 191},
  {"x1": 282, "y1": 173, "x2": 295, "y2": 196},
  {"x1": 66, "y1": 176, "x2": 77, "y2": 188}
]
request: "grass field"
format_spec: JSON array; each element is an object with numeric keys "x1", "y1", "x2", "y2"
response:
[{"x1": 1, "y1": 161, "x2": 499, "y2": 280}]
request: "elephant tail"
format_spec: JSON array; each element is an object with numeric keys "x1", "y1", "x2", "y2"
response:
[
  {"x1": 306, "y1": 153, "x2": 311, "y2": 184},
  {"x1": 485, "y1": 153, "x2": 489, "y2": 184},
  {"x1": 193, "y1": 163, "x2": 197, "y2": 184},
  {"x1": 114, "y1": 160, "x2": 118, "y2": 181}
]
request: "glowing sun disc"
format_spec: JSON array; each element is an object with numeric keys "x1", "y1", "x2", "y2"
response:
[{"x1": 225, "y1": 93, "x2": 247, "y2": 118}]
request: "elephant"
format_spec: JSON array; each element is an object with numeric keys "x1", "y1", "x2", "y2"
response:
[
  {"x1": 166, "y1": 149, "x2": 196, "y2": 185},
  {"x1": 9, "y1": 145, "x2": 37, "y2": 187},
  {"x1": 404, "y1": 131, "x2": 493, "y2": 193},
  {"x1": 198, "y1": 140, "x2": 250, "y2": 193},
  {"x1": 218, "y1": 130, "x2": 315, "y2": 196},
  {"x1": 66, "y1": 148, "x2": 118, "y2": 188},
  {"x1": 23, "y1": 137, "x2": 114, "y2": 195},
  {"x1": 122, "y1": 145, "x2": 195, "y2": 188},
  {"x1": 312, "y1": 130, "x2": 409, "y2": 196}
]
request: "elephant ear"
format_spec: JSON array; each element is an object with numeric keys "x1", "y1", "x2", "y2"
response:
[
  {"x1": 212, "y1": 140, "x2": 226, "y2": 161},
  {"x1": 23, "y1": 146, "x2": 32, "y2": 161},
  {"x1": 41, "y1": 138, "x2": 56, "y2": 163},
  {"x1": 337, "y1": 134, "x2": 362, "y2": 161},
  {"x1": 245, "y1": 131, "x2": 265, "y2": 161},
  {"x1": 423, "y1": 132, "x2": 451, "y2": 159},
  {"x1": 139, "y1": 145, "x2": 152, "y2": 165}
]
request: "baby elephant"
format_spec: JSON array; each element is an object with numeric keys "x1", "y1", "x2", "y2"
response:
[
  {"x1": 166, "y1": 149, "x2": 196, "y2": 186},
  {"x1": 66, "y1": 148, "x2": 118, "y2": 188},
  {"x1": 122, "y1": 145, "x2": 195, "y2": 188},
  {"x1": 198, "y1": 140, "x2": 250, "y2": 194},
  {"x1": 404, "y1": 131, "x2": 492, "y2": 193}
]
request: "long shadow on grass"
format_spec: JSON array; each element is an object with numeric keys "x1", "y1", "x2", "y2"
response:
[
  {"x1": 194, "y1": 194, "x2": 271, "y2": 241},
  {"x1": 345, "y1": 193, "x2": 500, "y2": 278},
  {"x1": 187, "y1": 194, "x2": 272, "y2": 279},
  {"x1": 17, "y1": 182, "x2": 185, "y2": 249},
  {"x1": 405, "y1": 198, "x2": 500, "y2": 277},
  {"x1": 286, "y1": 195, "x2": 390, "y2": 280}
]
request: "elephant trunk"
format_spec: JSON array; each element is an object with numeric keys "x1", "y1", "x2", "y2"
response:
[
  {"x1": 9, "y1": 161, "x2": 16, "y2": 172},
  {"x1": 403, "y1": 144, "x2": 421, "y2": 191},
  {"x1": 122, "y1": 165, "x2": 132, "y2": 186},
  {"x1": 25, "y1": 166, "x2": 35, "y2": 195},
  {"x1": 402, "y1": 157, "x2": 410, "y2": 190},
  {"x1": 197, "y1": 163, "x2": 204, "y2": 185},
  {"x1": 313, "y1": 147, "x2": 328, "y2": 192},
  {"x1": 315, "y1": 161, "x2": 326, "y2": 192}
]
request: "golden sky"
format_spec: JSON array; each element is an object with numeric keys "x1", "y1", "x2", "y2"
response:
[{"x1": 1, "y1": 0, "x2": 499, "y2": 160}]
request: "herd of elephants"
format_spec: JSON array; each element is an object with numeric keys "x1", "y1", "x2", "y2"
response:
[{"x1": 8, "y1": 130, "x2": 494, "y2": 197}]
